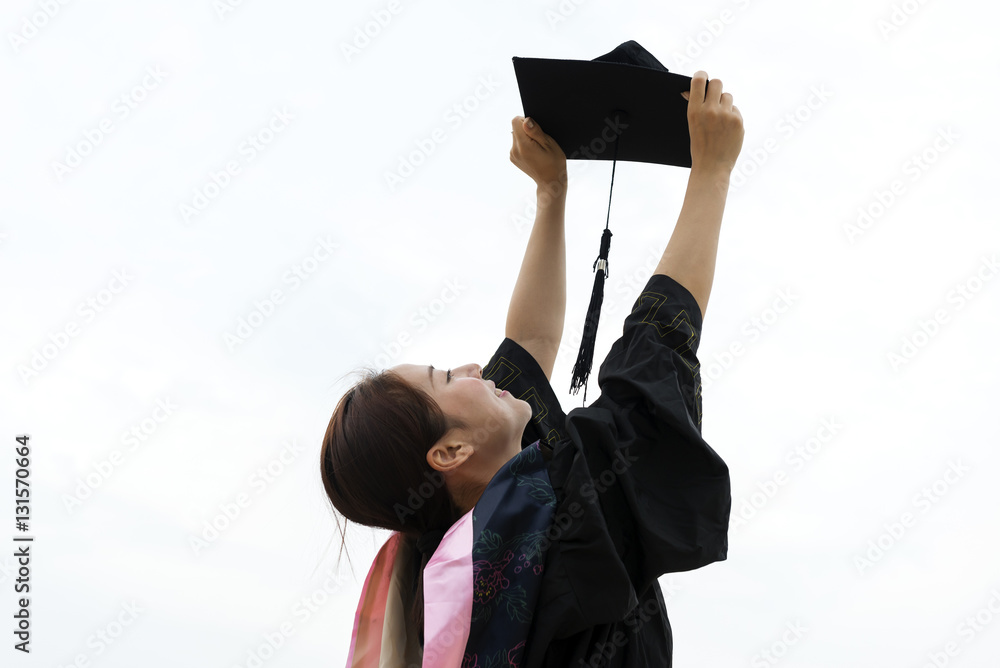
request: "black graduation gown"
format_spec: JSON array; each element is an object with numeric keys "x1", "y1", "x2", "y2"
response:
[{"x1": 481, "y1": 272, "x2": 731, "y2": 668}]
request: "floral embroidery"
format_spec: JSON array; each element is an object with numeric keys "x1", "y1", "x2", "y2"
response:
[
  {"x1": 508, "y1": 449, "x2": 557, "y2": 507},
  {"x1": 473, "y1": 549, "x2": 513, "y2": 605},
  {"x1": 507, "y1": 640, "x2": 526, "y2": 667},
  {"x1": 460, "y1": 442, "x2": 557, "y2": 666},
  {"x1": 465, "y1": 642, "x2": 526, "y2": 668}
]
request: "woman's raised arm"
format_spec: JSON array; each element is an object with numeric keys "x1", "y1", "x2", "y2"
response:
[
  {"x1": 505, "y1": 116, "x2": 568, "y2": 380},
  {"x1": 654, "y1": 71, "x2": 745, "y2": 321}
]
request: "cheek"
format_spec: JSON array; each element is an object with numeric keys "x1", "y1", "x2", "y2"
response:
[{"x1": 464, "y1": 390, "x2": 493, "y2": 420}]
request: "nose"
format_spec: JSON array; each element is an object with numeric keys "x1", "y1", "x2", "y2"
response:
[
  {"x1": 456, "y1": 363, "x2": 483, "y2": 378},
  {"x1": 458, "y1": 363, "x2": 489, "y2": 388},
  {"x1": 467, "y1": 365, "x2": 493, "y2": 391}
]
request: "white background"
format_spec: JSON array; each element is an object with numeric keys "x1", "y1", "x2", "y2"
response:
[{"x1": 2, "y1": 0, "x2": 999, "y2": 666}]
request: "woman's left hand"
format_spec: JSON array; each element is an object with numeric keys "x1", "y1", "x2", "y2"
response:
[{"x1": 509, "y1": 116, "x2": 567, "y2": 190}]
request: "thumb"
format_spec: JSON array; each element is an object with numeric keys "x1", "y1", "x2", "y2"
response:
[
  {"x1": 522, "y1": 116, "x2": 538, "y2": 132},
  {"x1": 680, "y1": 91, "x2": 690, "y2": 100}
]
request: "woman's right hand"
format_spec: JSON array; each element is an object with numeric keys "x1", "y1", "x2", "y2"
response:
[
  {"x1": 680, "y1": 71, "x2": 744, "y2": 174},
  {"x1": 510, "y1": 115, "x2": 568, "y2": 191}
]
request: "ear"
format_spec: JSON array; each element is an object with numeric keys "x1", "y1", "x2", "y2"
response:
[{"x1": 426, "y1": 439, "x2": 473, "y2": 473}]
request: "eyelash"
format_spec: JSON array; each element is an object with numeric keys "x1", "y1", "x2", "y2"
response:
[{"x1": 447, "y1": 369, "x2": 452, "y2": 383}]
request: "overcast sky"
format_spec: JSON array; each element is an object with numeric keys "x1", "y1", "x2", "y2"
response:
[{"x1": 2, "y1": 1, "x2": 999, "y2": 666}]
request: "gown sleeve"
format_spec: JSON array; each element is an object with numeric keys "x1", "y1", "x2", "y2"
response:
[
  {"x1": 481, "y1": 337, "x2": 569, "y2": 451},
  {"x1": 556, "y1": 272, "x2": 731, "y2": 598}
]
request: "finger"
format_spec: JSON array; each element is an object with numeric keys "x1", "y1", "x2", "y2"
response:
[
  {"x1": 523, "y1": 116, "x2": 548, "y2": 146},
  {"x1": 520, "y1": 116, "x2": 548, "y2": 149},
  {"x1": 511, "y1": 120, "x2": 530, "y2": 150},
  {"x1": 705, "y1": 77, "x2": 723, "y2": 105},
  {"x1": 511, "y1": 116, "x2": 530, "y2": 144},
  {"x1": 512, "y1": 115, "x2": 531, "y2": 140},
  {"x1": 689, "y1": 71, "x2": 708, "y2": 106},
  {"x1": 721, "y1": 92, "x2": 733, "y2": 111}
]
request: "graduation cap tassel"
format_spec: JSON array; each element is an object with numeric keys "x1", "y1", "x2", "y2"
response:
[
  {"x1": 570, "y1": 148, "x2": 619, "y2": 401},
  {"x1": 569, "y1": 227, "x2": 611, "y2": 401}
]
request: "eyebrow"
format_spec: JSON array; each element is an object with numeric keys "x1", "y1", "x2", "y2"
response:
[{"x1": 428, "y1": 365, "x2": 434, "y2": 388}]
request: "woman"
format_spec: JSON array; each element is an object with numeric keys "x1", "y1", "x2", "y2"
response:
[{"x1": 322, "y1": 70, "x2": 744, "y2": 667}]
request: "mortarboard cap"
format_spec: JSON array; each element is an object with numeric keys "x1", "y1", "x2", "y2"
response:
[
  {"x1": 512, "y1": 40, "x2": 695, "y2": 402},
  {"x1": 512, "y1": 40, "x2": 693, "y2": 167}
]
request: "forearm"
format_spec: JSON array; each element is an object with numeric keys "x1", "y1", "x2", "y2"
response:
[
  {"x1": 654, "y1": 167, "x2": 732, "y2": 320},
  {"x1": 505, "y1": 185, "x2": 567, "y2": 346}
]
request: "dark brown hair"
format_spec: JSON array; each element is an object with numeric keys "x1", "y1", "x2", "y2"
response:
[{"x1": 320, "y1": 367, "x2": 472, "y2": 636}]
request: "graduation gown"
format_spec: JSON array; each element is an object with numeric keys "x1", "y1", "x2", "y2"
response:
[{"x1": 344, "y1": 273, "x2": 731, "y2": 668}]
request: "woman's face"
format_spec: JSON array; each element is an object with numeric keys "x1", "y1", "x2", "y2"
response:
[{"x1": 391, "y1": 362, "x2": 534, "y2": 483}]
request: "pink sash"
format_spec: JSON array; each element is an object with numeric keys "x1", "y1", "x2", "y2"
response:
[{"x1": 344, "y1": 510, "x2": 475, "y2": 668}]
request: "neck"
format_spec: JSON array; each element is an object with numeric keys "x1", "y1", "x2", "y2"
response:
[{"x1": 450, "y1": 477, "x2": 486, "y2": 516}]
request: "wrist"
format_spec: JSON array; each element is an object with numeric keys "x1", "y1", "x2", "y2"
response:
[
  {"x1": 535, "y1": 178, "x2": 568, "y2": 208},
  {"x1": 690, "y1": 164, "x2": 733, "y2": 181},
  {"x1": 688, "y1": 165, "x2": 732, "y2": 197}
]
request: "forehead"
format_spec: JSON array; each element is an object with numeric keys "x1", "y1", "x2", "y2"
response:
[{"x1": 393, "y1": 363, "x2": 432, "y2": 387}]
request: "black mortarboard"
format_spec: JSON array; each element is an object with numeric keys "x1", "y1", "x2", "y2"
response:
[{"x1": 512, "y1": 40, "x2": 694, "y2": 401}]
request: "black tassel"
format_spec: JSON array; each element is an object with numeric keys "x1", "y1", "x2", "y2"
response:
[
  {"x1": 570, "y1": 227, "x2": 612, "y2": 401},
  {"x1": 570, "y1": 123, "x2": 622, "y2": 404}
]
